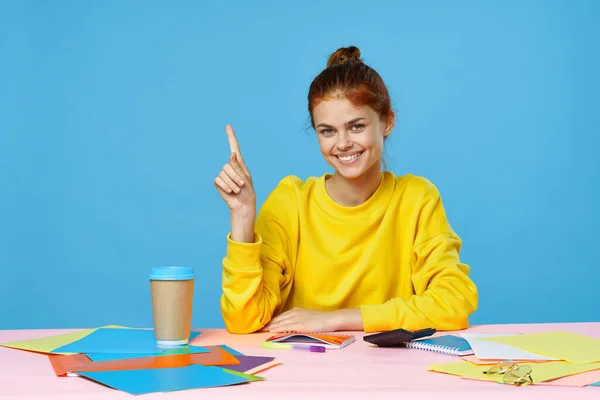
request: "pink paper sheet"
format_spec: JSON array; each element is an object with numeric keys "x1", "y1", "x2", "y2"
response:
[{"x1": 462, "y1": 355, "x2": 553, "y2": 365}]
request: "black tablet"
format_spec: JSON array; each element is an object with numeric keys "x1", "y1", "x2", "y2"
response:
[{"x1": 363, "y1": 327, "x2": 436, "y2": 347}]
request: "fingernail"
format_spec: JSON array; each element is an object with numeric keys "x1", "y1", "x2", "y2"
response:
[{"x1": 239, "y1": 180, "x2": 244, "y2": 185}]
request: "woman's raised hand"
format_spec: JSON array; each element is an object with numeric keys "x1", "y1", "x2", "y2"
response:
[{"x1": 214, "y1": 125, "x2": 256, "y2": 220}]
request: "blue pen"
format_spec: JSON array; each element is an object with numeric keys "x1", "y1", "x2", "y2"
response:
[{"x1": 261, "y1": 341, "x2": 326, "y2": 353}]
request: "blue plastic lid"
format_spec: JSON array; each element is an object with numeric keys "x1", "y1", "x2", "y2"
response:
[{"x1": 149, "y1": 266, "x2": 195, "y2": 281}]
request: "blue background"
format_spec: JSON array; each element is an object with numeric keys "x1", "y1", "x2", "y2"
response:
[{"x1": 1, "y1": 0, "x2": 598, "y2": 330}]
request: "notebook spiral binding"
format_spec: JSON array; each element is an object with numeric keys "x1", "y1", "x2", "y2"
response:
[{"x1": 405, "y1": 341, "x2": 462, "y2": 356}]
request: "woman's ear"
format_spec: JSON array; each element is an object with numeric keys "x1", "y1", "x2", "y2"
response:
[{"x1": 383, "y1": 111, "x2": 395, "y2": 137}]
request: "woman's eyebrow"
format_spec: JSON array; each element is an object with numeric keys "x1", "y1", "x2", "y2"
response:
[
  {"x1": 316, "y1": 117, "x2": 366, "y2": 129},
  {"x1": 346, "y1": 117, "x2": 366, "y2": 125}
]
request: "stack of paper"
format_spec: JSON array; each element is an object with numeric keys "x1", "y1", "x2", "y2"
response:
[
  {"x1": 427, "y1": 331, "x2": 600, "y2": 387},
  {"x1": 0, "y1": 326, "x2": 280, "y2": 395}
]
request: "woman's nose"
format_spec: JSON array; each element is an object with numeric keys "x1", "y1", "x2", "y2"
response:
[{"x1": 336, "y1": 132, "x2": 353, "y2": 149}]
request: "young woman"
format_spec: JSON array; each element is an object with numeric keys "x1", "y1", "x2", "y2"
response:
[{"x1": 214, "y1": 46, "x2": 478, "y2": 334}]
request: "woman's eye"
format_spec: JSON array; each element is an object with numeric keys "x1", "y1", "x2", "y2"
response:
[
  {"x1": 351, "y1": 124, "x2": 365, "y2": 131},
  {"x1": 320, "y1": 129, "x2": 334, "y2": 135}
]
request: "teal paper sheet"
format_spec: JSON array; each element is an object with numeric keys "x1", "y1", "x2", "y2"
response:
[{"x1": 86, "y1": 344, "x2": 238, "y2": 362}]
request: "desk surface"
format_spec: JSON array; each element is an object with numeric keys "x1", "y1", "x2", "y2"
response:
[{"x1": 1, "y1": 322, "x2": 599, "y2": 399}]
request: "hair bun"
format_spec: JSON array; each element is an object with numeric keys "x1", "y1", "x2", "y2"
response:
[{"x1": 327, "y1": 46, "x2": 363, "y2": 68}]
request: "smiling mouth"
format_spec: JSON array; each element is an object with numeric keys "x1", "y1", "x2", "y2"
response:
[{"x1": 335, "y1": 151, "x2": 364, "y2": 164}]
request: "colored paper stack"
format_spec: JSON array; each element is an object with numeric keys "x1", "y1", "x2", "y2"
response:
[
  {"x1": 0, "y1": 326, "x2": 280, "y2": 395},
  {"x1": 426, "y1": 331, "x2": 600, "y2": 387}
]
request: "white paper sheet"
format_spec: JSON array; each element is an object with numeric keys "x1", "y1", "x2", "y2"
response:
[{"x1": 460, "y1": 333, "x2": 557, "y2": 360}]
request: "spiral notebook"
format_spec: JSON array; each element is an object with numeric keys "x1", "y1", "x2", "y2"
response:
[
  {"x1": 266, "y1": 333, "x2": 355, "y2": 349},
  {"x1": 406, "y1": 335, "x2": 473, "y2": 356}
]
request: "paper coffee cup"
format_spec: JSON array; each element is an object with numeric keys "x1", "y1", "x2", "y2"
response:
[{"x1": 149, "y1": 266, "x2": 195, "y2": 346}]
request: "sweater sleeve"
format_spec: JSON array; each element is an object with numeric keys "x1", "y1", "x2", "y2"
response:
[
  {"x1": 360, "y1": 180, "x2": 478, "y2": 332},
  {"x1": 220, "y1": 176, "x2": 299, "y2": 334}
]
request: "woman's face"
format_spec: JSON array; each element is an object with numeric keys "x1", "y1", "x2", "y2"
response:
[{"x1": 313, "y1": 97, "x2": 393, "y2": 181}]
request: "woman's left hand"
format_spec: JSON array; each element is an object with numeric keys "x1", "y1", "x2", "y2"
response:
[{"x1": 261, "y1": 308, "x2": 339, "y2": 333}]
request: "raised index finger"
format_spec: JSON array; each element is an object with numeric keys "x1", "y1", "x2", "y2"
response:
[{"x1": 226, "y1": 124, "x2": 241, "y2": 156}]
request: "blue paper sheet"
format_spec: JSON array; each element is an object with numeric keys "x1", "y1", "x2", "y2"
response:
[
  {"x1": 52, "y1": 328, "x2": 205, "y2": 354},
  {"x1": 220, "y1": 344, "x2": 244, "y2": 356},
  {"x1": 590, "y1": 380, "x2": 600, "y2": 386},
  {"x1": 86, "y1": 344, "x2": 241, "y2": 362},
  {"x1": 78, "y1": 365, "x2": 252, "y2": 395}
]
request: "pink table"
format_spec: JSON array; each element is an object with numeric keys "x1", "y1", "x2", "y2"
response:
[{"x1": 1, "y1": 322, "x2": 599, "y2": 399}]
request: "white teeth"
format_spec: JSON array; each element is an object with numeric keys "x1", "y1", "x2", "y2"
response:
[{"x1": 337, "y1": 152, "x2": 362, "y2": 161}]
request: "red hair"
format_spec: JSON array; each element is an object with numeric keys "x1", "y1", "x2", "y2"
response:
[{"x1": 308, "y1": 46, "x2": 393, "y2": 128}]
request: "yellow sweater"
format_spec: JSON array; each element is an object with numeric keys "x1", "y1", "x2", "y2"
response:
[{"x1": 220, "y1": 172, "x2": 478, "y2": 334}]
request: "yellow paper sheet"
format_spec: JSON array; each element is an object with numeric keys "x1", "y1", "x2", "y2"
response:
[
  {"x1": 428, "y1": 361, "x2": 499, "y2": 383},
  {"x1": 0, "y1": 325, "x2": 126, "y2": 355},
  {"x1": 428, "y1": 360, "x2": 600, "y2": 384},
  {"x1": 482, "y1": 331, "x2": 600, "y2": 365}
]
